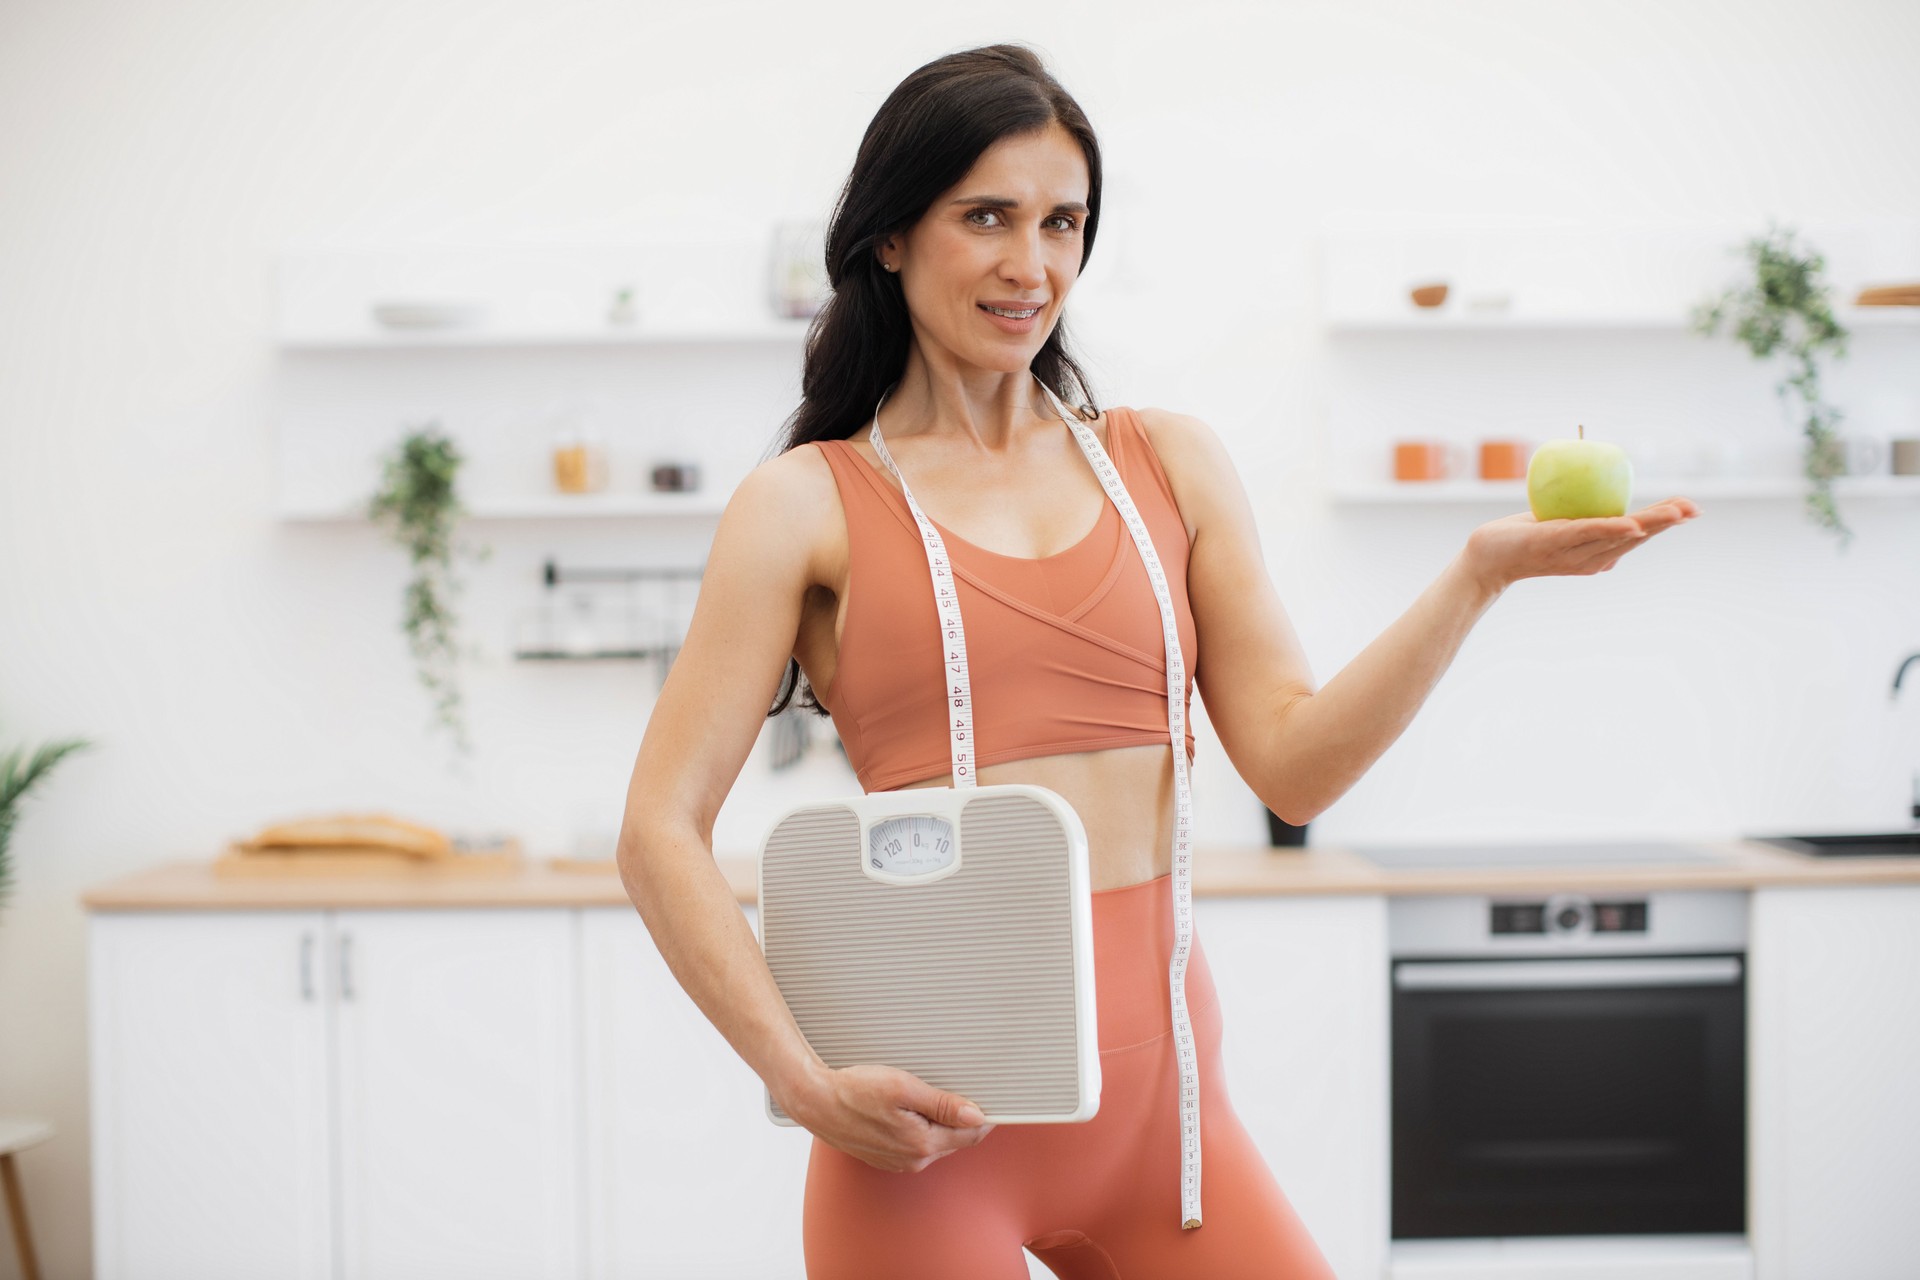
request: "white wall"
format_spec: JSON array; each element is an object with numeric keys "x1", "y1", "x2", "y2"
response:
[{"x1": 3, "y1": 1, "x2": 1918, "y2": 1274}]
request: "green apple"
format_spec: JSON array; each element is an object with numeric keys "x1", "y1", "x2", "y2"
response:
[{"x1": 1527, "y1": 426, "x2": 1633, "y2": 520}]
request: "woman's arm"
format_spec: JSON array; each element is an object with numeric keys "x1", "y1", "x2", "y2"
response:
[
  {"x1": 1140, "y1": 408, "x2": 1698, "y2": 825},
  {"x1": 618, "y1": 447, "x2": 999, "y2": 1167},
  {"x1": 1265, "y1": 551, "x2": 1504, "y2": 823},
  {"x1": 615, "y1": 448, "x2": 835, "y2": 1116}
]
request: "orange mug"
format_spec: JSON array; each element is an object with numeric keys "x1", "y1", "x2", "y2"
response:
[
  {"x1": 1479, "y1": 439, "x2": 1532, "y2": 480},
  {"x1": 1393, "y1": 440, "x2": 1470, "y2": 481}
]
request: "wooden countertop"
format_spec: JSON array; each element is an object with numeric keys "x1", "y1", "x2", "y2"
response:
[{"x1": 78, "y1": 838, "x2": 1920, "y2": 911}]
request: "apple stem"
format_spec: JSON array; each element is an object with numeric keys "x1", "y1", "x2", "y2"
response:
[{"x1": 1578, "y1": 423, "x2": 1585, "y2": 439}]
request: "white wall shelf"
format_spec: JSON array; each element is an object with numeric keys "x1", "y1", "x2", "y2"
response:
[
  {"x1": 1317, "y1": 223, "x2": 1920, "y2": 522},
  {"x1": 1329, "y1": 475, "x2": 1920, "y2": 504},
  {"x1": 273, "y1": 243, "x2": 820, "y2": 349},
  {"x1": 1325, "y1": 304, "x2": 1920, "y2": 334},
  {"x1": 277, "y1": 320, "x2": 812, "y2": 351},
  {"x1": 1318, "y1": 221, "x2": 1920, "y2": 331},
  {"x1": 271, "y1": 241, "x2": 808, "y2": 525},
  {"x1": 279, "y1": 490, "x2": 729, "y2": 522}
]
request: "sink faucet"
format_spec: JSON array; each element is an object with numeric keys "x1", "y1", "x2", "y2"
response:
[{"x1": 1896, "y1": 652, "x2": 1920, "y2": 823}]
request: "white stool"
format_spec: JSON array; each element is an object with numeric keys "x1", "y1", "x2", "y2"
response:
[{"x1": 0, "y1": 1118, "x2": 51, "y2": 1280}]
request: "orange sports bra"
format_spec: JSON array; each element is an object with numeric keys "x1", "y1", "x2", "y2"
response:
[{"x1": 808, "y1": 404, "x2": 1198, "y2": 793}]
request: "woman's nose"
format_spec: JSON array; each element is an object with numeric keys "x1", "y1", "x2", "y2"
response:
[{"x1": 1001, "y1": 233, "x2": 1047, "y2": 285}]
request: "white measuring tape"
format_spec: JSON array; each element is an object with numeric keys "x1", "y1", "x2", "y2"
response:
[{"x1": 866, "y1": 373, "x2": 1202, "y2": 1230}]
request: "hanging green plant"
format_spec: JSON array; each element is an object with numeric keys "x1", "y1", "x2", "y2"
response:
[
  {"x1": 1690, "y1": 221, "x2": 1854, "y2": 548},
  {"x1": 0, "y1": 725, "x2": 93, "y2": 925},
  {"x1": 367, "y1": 420, "x2": 491, "y2": 760}
]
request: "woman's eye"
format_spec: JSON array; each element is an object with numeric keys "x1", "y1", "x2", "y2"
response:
[{"x1": 965, "y1": 209, "x2": 1078, "y2": 231}]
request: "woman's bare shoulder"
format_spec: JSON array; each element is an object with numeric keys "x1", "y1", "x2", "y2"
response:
[
  {"x1": 1131, "y1": 405, "x2": 1214, "y2": 450},
  {"x1": 1130, "y1": 406, "x2": 1239, "y2": 544},
  {"x1": 764, "y1": 436, "x2": 839, "y2": 488},
  {"x1": 725, "y1": 440, "x2": 845, "y2": 592}
]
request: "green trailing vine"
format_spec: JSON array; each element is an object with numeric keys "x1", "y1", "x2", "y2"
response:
[
  {"x1": 367, "y1": 421, "x2": 491, "y2": 761},
  {"x1": 0, "y1": 725, "x2": 93, "y2": 924},
  {"x1": 1690, "y1": 221, "x2": 1854, "y2": 549}
]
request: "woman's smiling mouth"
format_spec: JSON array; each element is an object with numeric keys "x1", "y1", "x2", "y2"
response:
[{"x1": 978, "y1": 302, "x2": 1043, "y2": 332}]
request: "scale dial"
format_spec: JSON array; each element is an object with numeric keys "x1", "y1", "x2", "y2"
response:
[{"x1": 867, "y1": 813, "x2": 957, "y2": 880}]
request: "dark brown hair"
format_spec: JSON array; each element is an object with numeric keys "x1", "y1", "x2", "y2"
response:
[{"x1": 764, "y1": 42, "x2": 1106, "y2": 718}]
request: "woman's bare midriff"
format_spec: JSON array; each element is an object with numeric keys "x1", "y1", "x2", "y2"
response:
[{"x1": 888, "y1": 743, "x2": 1178, "y2": 892}]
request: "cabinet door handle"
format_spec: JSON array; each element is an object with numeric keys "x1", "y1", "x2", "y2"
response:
[
  {"x1": 339, "y1": 931, "x2": 355, "y2": 1001},
  {"x1": 301, "y1": 931, "x2": 316, "y2": 1001}
]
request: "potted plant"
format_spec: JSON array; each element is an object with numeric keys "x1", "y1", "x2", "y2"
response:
[
  {"x1": 367, "y1": 420, "x2": 491, "y2": 761},
  {"x1": 1, "y1": 726, "x2": 93, "y2": 923},
  {"x1": 1690, "y1": 221, "x2": 1855, "y2": 547}
]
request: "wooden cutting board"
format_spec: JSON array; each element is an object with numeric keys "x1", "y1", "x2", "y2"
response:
[
  {"x1": 1855, "y1": 284, "x2": 1920, "y2": 306},
  {"x1": 212, "y1": 838, "x2": 525, "y2": 878}
]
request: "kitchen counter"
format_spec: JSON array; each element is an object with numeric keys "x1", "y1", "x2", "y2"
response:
[{"x1": 78, "y1": 837, "x2": 1920, "y2": 910}]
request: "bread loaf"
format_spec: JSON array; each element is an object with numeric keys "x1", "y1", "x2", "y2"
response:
[
  {"x1": 1855, "y1": 284, "x2": 1920, "y2": 306},
  {"x1": 241, "y1": 812, "x2": 452, "y2": 860}
]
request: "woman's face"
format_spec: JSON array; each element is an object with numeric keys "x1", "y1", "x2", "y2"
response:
[{"x1": 879, "y1": 121, "x2": 1090, "y2": 374}]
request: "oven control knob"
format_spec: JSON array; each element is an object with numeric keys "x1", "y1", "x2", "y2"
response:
[{"x1": 1545, "y1": 893, "x2": 1591, "y2": 934}]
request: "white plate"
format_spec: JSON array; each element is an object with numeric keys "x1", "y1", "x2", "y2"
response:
[{"x1": 370, "y1": 301, "x2": 488, "y2": 330}]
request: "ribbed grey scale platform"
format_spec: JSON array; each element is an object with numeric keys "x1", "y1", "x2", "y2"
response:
[{"x1": 759, "y1": 784, "x2": 1101, "y2": 1126}]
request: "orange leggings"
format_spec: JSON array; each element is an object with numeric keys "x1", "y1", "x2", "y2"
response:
[{"x1": 801, "y1": 872, "x2": 1339, "y2": 1279}]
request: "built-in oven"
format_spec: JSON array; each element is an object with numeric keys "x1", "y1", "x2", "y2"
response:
[{"x1": 1388, "y1": 887, "x2": 1747, "y2": 1240}]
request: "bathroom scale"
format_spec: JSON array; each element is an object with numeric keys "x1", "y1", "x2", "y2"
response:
[{"x1": 758, "y1": 782, "x2": 1101, "y2": 1126}]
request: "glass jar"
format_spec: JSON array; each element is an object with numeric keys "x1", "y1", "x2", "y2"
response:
[{"x1": 552, "y1": 415, "x2": 607, "y2": 494}]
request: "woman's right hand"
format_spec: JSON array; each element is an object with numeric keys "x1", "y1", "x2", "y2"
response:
[{"x1": 785, "y1": 1063, "x2": 997, "y2": 1173}]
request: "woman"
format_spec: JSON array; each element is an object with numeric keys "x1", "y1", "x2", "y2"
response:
[{"x1": 617, "y1": 43, "x2": 1699, "y2": 1279}]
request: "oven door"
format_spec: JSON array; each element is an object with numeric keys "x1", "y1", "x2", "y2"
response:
[{"x1": 1391, "y1": 953, "x2": 1745, "y2": 1239}]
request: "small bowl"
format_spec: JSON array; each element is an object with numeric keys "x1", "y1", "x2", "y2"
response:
[
  {"x1": 371, "y1": 301, "x2": 488, "y2": 331},
  {"x1": 1410, "y1": 283, "x2": 1449, "y2": 309}
]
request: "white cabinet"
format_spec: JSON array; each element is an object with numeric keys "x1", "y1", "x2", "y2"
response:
[
  {"x1": 330, "y1": 909, "x2": 580, "y2": 1280},
  {"x1": 579, "y1": 904, "x2": 811, "y2": 1279},
  {"x1": 89, "y1": 910, "x2": 333, "y2": 1280},
  {"x1": 78, "y1": 897, "x2": 1385, "y2": 1280},
  {"x1": 90, "y1": 908, "x2": 580, "y2": 1280},
  {"x1": 1750, "y1": 885, "x2": 1920, "y2": 1280},
  {"x1": 1196, "y1": 894, "x2": 1390, "y2": 1280},
  {"x1": 111, "y1": 880, "x2": 1920, "y2": 1278}
]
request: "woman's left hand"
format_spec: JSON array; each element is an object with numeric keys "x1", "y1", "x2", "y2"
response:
[{"x1": 1462, "y1": 496, "x2": 1701, "y2": 595}]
